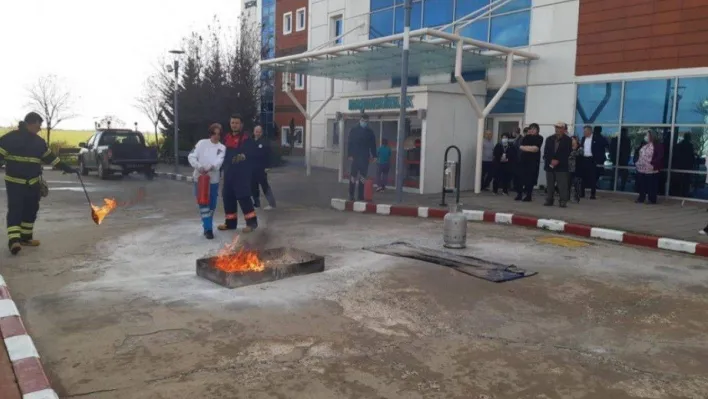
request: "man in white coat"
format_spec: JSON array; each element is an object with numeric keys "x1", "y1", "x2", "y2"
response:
[{"x1": 188, "y1": 123, "x2": 226, "y2": 239}]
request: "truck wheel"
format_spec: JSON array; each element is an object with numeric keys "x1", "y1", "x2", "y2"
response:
[
  {"x1": 98, "y1": 162, "x2": 108, "y2": 180},
  {"x1": 79, "y1": 158, "x2": 89, "y2": 176}
]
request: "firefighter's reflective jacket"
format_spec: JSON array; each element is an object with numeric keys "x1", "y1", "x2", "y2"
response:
[{"x1": 0, "y1": 126, "x2": 73, "y2": 185}]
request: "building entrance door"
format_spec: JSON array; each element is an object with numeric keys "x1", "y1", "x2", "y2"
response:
[{"x1": 492, "y1": 115, "x2": 523, "y2": 142}]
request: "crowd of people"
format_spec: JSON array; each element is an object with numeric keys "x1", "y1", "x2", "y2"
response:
[
  {"x1": 480, "y1": 122, "x2": 666, "y2": 208},
  {"x1": 188, "y1": 114, "x2": 276, "y2": 240}
]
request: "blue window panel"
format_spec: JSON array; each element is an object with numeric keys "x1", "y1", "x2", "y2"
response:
[
  {"x1": 486, "y1": 88, "x2": 526, "y2": 114},
  {"x1": 423, "y1": 0, "x2": 454, "y2": 27},
  {"x1": 458, "y1": 20, "x2": 488, "y2": 41},
  {"x1": 575, "y1": 82, "x2": 622, "y2": 124},
  {"x1": 676, "y1": 77, "x2": 708, "y2": 124},
  {"x1": 392, "y1": 76, "x2": 420, "y2": 88},
  {"x1": 370, "y1": 8, "x2": 394, "y2": 38},
  {"x1": 455, "y1": 0, "x2": 490, "y2": 20},
  {"x1": 492, "y1": 0, "x2": 531, "y2": 15},
  {"x1": 334, "y1": 18, "x2": 343, "y2": 44},
  {"x1": 490, "y1": 11, "x2": 530, "y2": 47},
  {"x1": 394, "y1": 2, "x2": 423, "y2": 33},
  {"x1": 450, "y1": 70, "x2": 486, "y2": 83},
  {"x1": 371, "y1": 0, "x2": 395, "y2": 10},
  {"x1": 623, "y1": 79, "x2": 673, "y2": 124}
]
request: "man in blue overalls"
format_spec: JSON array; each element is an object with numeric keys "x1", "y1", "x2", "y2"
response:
[{"x1": 218, "y1": 114, "x2": 258, "y2": 233}]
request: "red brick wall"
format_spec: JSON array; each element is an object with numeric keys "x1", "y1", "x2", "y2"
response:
[
  {"x1": 275, "y1": 0, "x2": 308, "y2": 155},
  {"x1": 576, "y1": 0, "x2": 708, "y2": 76}
]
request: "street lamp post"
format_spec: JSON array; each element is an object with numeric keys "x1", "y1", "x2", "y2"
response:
[
  {"x1": 395, "y1": 0, "x2": 412, "y2": 203},
  {"x1": 168, "y1": 49, "x2": 185, "y2": 174}
]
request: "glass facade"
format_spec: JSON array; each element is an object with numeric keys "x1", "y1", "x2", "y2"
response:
[
  {"x1": 370, "y1": 0, "x2": 531, "y2": 48},
  {"x1": 575, "y1": 77, "x2": 708, "y2": 200},
  {"x1": 369, "y1": 0, "x2": 531, "y2": 87},
  {"x1": 260, "y1": 0, "x2": 275, "y2": 138}
]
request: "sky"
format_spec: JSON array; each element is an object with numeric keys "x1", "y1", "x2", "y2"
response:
[{"x1": 0, "y1": 0, "x2": 241, "y2": 131}]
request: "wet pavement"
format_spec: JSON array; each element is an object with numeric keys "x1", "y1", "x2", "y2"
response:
[{"x1": 1, "y1": 169, "x2": 708, "y2": 398}]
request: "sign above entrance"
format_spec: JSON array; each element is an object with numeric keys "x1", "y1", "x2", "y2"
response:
[{"x1": 348, "y1": 95, "x2": 414, "y2": 111}]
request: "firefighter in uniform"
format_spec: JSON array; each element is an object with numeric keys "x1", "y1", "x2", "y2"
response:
[
  {"x1": 347, "y1": 113, "x2": 377, "y2": 201},
  {"x1": 0, "y1": 112, "x2": 77, "y2": 255},
  {"x1": 218, "y1": 114, "x2": 258, "y2": 233}
]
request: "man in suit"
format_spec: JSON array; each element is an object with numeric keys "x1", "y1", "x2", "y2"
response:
[
  {"x1": 543, "y1": 122, "x2": 572, "y2": 207},
  {"x1": 580, "y1": 125, "x2": 608, "y2": 199}
]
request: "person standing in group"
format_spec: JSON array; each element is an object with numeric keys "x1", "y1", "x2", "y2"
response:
[
  {"x1": 610, "y1": 127, "x2": 631, "y2": 191},
  {"x1": 481, "y1": 130, "x2": 495, "y2": 191},
  {"x1": 188, "y1": 123, "x2": 226, "y2": 239},
  {"x1": 0, "y1": 112, "x2": 77, "y2": 255},
  {"x1": 511, "y1": 127, "x2": 527, "y2": 191},
  {"x1": 250, "y1": 125, "x2": 276, "y2": 210},
  {"x1": 492, "y1": 133, "x2": 517, "y2": 195},
  {"x1": 543, "y1": 122, "x2": 572, "y2": 207},
  {"x1": 375, "y1": 138, "x2": 392, "y2": 192},
  {"x1": 219, "y1": 114, "x2": 258, "y2": 233},
  {"x1": 569, "y1": 136, "x2": 584, "y2": 203},
  {"x1": 634, "y1": 130, "x2": 664, "y2": 205},
  {"x1": 580, "y1": 125, "x2": 608, "y2": 199},
  {"x1": 515, "y1": 123, "x2": 543, "y2": 202},
  {"x1": 347, "y1": 113, "x2": 377, "y2": 201}
]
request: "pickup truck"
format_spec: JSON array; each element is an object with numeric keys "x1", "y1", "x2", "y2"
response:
[{"x1": 77, "y1": 129, "x2": 158, "y2": 180}]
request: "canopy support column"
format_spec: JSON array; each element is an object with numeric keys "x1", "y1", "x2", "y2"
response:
[
  {"x1": 453, "y1": 39, "x2": 514, "y2": 194},
  {"x1": 285, "y1": 76, "x2": 335, "y2": 176}
]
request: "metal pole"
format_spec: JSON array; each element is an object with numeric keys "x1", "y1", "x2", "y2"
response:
[
  {"x1": 173, "y1": 60, "x2": 179, "y2": 174},
  {"x1": 395, "y1": 0, "x2": 412, "y2": 203}
]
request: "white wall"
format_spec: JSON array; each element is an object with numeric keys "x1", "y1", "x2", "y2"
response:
[
  {"x1": 423, "y1": 82, "x2": 487, "y2": 194},
  {"x1": 308, "y1": 0, "x2": 371, "y2": 169}
]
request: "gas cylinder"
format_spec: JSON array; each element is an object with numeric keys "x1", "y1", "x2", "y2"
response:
[
  {"x1": 197, "y1": 174, "x2": 210, "y2": 206},
  {"x1": 363, "y1": 178, "x2": 374, "y2": 202},
  {"x1": 443, "y1": 203, "x2": 467, "y2": 249}
]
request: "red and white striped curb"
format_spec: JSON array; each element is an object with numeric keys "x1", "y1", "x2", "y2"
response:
[
  {"x1": 0, "y1": 274, "x2": 57, "y2": 399},
  {"x1": 331, "y1": 198, "x2": 708, "y2": 258}
]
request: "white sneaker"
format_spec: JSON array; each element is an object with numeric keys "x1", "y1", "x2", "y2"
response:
[{"x1": 263, "y1": 205, "x2": 273, "y2": 210}]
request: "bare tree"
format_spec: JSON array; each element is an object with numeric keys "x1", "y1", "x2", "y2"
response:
[
  {"x1": 98, "y1": 115, "x2": 126, "y2": 129},
  {"x1": 135, "y1": 76, "x2": 165, "y2": 148},
  {"x1": 26, "y1": 75, "x2": 75, "y2": 144}
]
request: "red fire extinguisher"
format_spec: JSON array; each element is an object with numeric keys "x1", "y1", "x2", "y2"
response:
[
  {"x1": 197, "y1": 174, "x2": 210, "y2": 206},
  {"x1": 363, "y1": 178, "x2": 374, "y2": 202}
]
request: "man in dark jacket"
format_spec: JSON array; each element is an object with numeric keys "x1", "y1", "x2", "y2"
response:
[
  {"x1": 580, "y1": 125, "x2": 608, "y2": 199},
  {"x1": 0, "y1": 112, "x2": 77, "y2": 254},
  {"x1": 250, "y1": 125, "x2": 276, "y2": 209},
  {"x1": 218, "y1": 114, "x2": 258, "y2": 233},
  {"x1": 543, "y1": 121, "x2": 572, "y2": 207},
  {"x1": 347, "y1": 113, "x2": 377, "y2": 201},
  {"x1": 515, "y1": 124, "x2": 543, "y2": 202}
]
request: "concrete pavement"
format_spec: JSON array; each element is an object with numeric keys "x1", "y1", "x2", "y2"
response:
[{"x1": 1, "y1": 169, "x2": 708, "y2": 398}]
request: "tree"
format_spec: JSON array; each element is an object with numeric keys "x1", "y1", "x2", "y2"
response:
[
  {"x1": 26, "y1": 75, "x2": 75, "y2": 144},
  {"x1": 97, "y1": 115, "x2": 126, "y2": 129},
  {"x1": 135, "y1": 75, "x2": 165, "y2": 148}
]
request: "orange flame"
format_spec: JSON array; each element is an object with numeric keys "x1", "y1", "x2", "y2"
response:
[
  {"x1": 91, "y1": 198, "x2": 118, "y2": 225},
  {"x1": 213, "y1": 236, "x2": 265, "y2": 273}
]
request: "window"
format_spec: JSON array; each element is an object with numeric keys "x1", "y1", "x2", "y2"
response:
[
  {"x1": 392, "y1": 75, "x2": 419, "y2": 88},
  {"x1": 490, "y1": 11, "x2": 530, "y2": 48},
  {"x1": 394, "y1": 2, "x2": 422, "y2": 33},
  {"x1": 332, "y1": 16, "x2": 343, "y2": 44},
  {"x1": 293, "y1": 126, "x2": 304, "y2": 148},
  {"x1": 327, "y1": 119, "x2": 340, "y2": 148},
  {"x1": 623, "y1": 79, "x2": 673, "y2": 124},
  {"x1": 281, "y1": 126, "x2": 291, "y2": 147},
  {"x1": 486, "y1": 88, "x2": 526, "y2": 114},
  {"x1": 369, "y1": 8, "x2": 394, "y2": 38},
  {"x1": 423, "y1": 0, "x2": 453, "y2": 27},
  {"x1": 281, "y1": 72, "x2": 291, "y2": 91},
  {"x1": 283, "y1": 12, "x2": 292, "y2": 35},
  {"x1": 296, "y1": 8, "x2": 306, "y2": 32},
  {"x1": 459, "y1": 20, "x2": 488, "y2": 41},
  {"x1": 575, "y1": 82, "x2": 622, "y2": 125},
  {"x1": 295, "y1": 74, "x2": 305, "y2": 90}
]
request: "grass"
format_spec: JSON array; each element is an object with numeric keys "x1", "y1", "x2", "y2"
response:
[{"x1": 0, "y1": 127, "x2": 161, "y2": 146}]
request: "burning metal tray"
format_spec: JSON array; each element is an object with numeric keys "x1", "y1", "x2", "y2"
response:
[{"x1": 196, "y1": 247, "x2": 325, "y2": 289}]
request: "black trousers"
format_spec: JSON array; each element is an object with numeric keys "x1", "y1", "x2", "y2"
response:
[
  {"x1": 482, "y1": 161, "x2": 494, "y2": 189},
  {"x1": 223, "y1": 185, "x2": 258, "y2": 230},
  {"x1": 581, "y1": 157, "x2": 597, "y2": 196},
  {"x1": 636, "y1": 172, "x2": 659, "y2": 204},
  {"x1": 251, "y1": 170, "x2": 276, "y2": 207},
  {"x1": 493, "y1": 164, "x2": 512, "y2": 193},
  {"x1": 6, "y1": 182, "x2": 41, "y2": 246},
  {"x1": 516, "y1": 162, "x2": 539, "y2": 198},
  {"x1": 349, "y1": 159, "x2": 369, "y2": 201}
]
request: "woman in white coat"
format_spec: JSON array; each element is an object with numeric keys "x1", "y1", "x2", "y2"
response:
[{"x1": 188, "y1": 123, "x2": 226, "y2": 239}]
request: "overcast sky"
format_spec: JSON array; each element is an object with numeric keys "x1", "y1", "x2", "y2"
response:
[{"x1": 0, "y1": 0, "x2": 241, "y2": 131}]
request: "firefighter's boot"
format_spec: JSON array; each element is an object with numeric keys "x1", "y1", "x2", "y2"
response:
[
  {"x1": 20, "y1": 239, "x2": 40, "y2": 247},
  {"x1": 9, "y1": 242, "x2": 21, "y2": 255}
]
